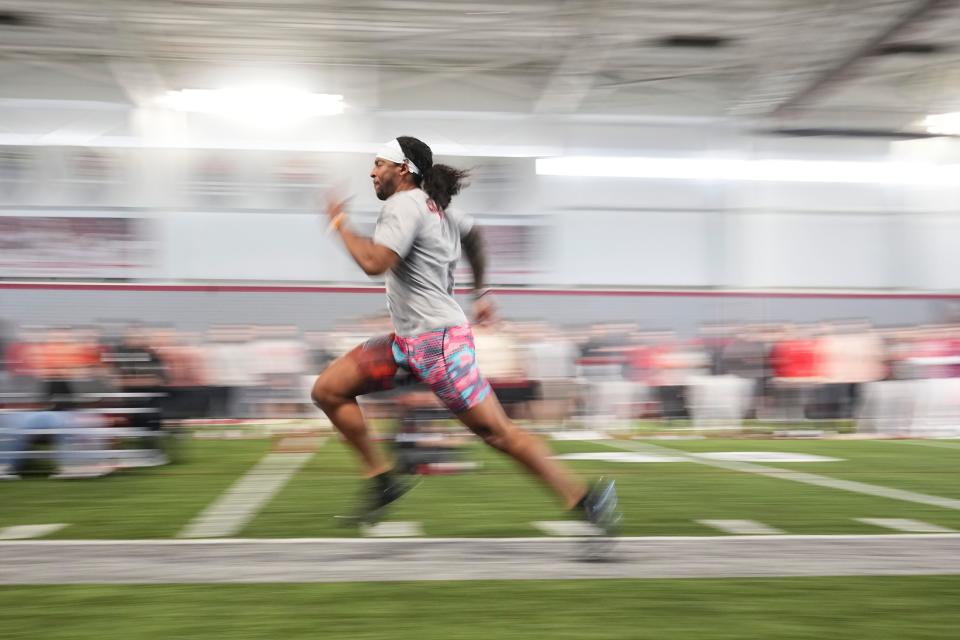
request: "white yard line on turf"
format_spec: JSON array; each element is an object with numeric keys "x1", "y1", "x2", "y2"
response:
[
  {"x1": 4, "y1": 535, "x2": 960, "y2": 583},
  {"x1": 600, "y1": 440, "x2": 960, "y2": 511},
  {"x1": 5, "y1": 533, "x2": 960, "y2": 546},
  {"x1": 177, "y1": 452, "x2": 314, "y2": 538},
  {"x1": 533, "y1": 521, "x2": 604, "y2": 536},
  {"x1": 882, "y1": 439, "x2": 960, "y2": 451},
  {"x1": 857, "y1": 518, "x2": 956, "y2": 533},
  {"x1": 362, "y1": 522, "x2": 424, "y2": 537},
  {"x1": 0, "y1": 524, "x2": 68, "y2": 540},
  {"x1": 697, "y1": 519, "x2": 784, "y2": 535}
]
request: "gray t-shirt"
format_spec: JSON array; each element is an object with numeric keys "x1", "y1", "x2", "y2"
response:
[{"x1": 373, "y1": 188, "x2": 474, "y2": 337}]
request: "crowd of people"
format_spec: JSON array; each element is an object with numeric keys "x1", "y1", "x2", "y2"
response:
[
  {"x1": 477, "y1": 319, "x2": 958, "y2": 427},
  {"x1": 2, "y1": 316, "x2": 958, "y2": 425},
  {"x1": 4, "y1": 314, "x2": 960, "y2": 478}
]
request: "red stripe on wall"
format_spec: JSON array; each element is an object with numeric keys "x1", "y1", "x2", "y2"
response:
[{"x1": 1, "y1": 282, "x2": 958, "y2": 300}]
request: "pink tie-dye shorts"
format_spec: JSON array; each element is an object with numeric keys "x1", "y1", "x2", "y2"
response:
[{"x1": 350, "y1": 324, "x2": 491, "y2": 414}]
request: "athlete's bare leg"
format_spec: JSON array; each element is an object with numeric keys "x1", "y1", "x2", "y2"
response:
[
  {"x1": 457, "y1": 393, "x2": 587, "y2": 508},
  {"x1": 311, "y1": 349, "x2": 390, "y2": 477}
]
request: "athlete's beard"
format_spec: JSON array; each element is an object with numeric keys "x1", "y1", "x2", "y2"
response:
[{"x1": 374, "y1": 176, "x2": 396, "y2": 200}]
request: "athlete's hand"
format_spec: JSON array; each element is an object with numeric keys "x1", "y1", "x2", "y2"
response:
[
  {"x1": 473, "y1": 293, "x2": 498, "y2": 327},
  {"x1": 323, "y1": 191, "x2": 350, "y2": 223}
]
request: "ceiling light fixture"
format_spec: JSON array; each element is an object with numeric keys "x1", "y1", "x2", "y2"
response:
[
  {"x1": 535, "y1": 156, "x2": 960, "y2": 185},
  {"x1": 155, "y1": 87, "x2": 344, "y2": 124},
  {"x1": 922, "y1": 112, "x2": 960, "y2": 136}
]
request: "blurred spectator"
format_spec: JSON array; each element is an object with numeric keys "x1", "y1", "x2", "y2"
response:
[
  {"x1": 251, "y1": 325, "x2": 309, "y2": 417},
  {"x1": 720, "y1": 326, "x2": 771, "y2": 418},
  {"x1": 474, "y1": 322, "x2": 533, "y2": 418},
  {"x1": 152, "y1": 327, "x2": 210, "y2": 419},
  {"x1": 526, "y1": 324, "x2": 579, "y2": 425},
  {"x1": 102, "y1": 326, "x2": 166, "y2": 389},
  {"x1": 6, "y1": 314, "x2": 960, "y2": 437},
  {"x1": 100, "y1": 325, "x2": 166, "y2": 430},
  {"x1": 206, "y1": 325, "x2": 258, "y2": 418},
  {"x1": 769, "y1": 324, "x2": 821, "y2": 420},
  {"x1": 647, "y1": 331, "x2": 687, "y2": 419},
  {"x1": 812, "y1": 321, "x2": 885, "y2": 419}
]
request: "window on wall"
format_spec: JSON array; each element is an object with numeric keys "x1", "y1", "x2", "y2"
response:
[
  {"x1": 189, "y1": 152, "x2": 242, "y2": 208},
  {"x1": 0, "y1": 148, "x2": 32, "y2": 202},
  {"x1": 270, "y1": 154, "x2": 325, "y2": 210},
  {"x1": 0, "y1": 215, "x2": 151, "y2": 280},
  {"x1": 455, "y1": 222, "x2": 544, "y2": 286},
  {"x1": 65, "y1": 148, "x2": 121, "y2": 205}
]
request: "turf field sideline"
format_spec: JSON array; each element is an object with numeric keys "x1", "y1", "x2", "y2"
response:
[
  {"x1": 2, "y1": 577, "x2": 959, "y2": 640},
  {"x1": 2, "y1": 534, "x2": 960, "y2": 583},
  {"x1": 2, "y1": 436, "x2": 959, "y2": 539}
]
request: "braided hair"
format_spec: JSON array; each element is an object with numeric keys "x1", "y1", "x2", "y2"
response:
[{"x1": 396, "y1": 135, "x2": 470, "y2": 210}]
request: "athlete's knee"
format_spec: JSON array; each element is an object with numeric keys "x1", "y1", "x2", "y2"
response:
[
  {"x1": 473, "y1": 420, "x2": 522, "y2": 453},
  {"x1": 311, "y1": 374, "x2": 346, "y2": 411}
]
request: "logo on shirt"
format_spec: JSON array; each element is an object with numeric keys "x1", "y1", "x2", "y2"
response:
[{"x1": 426, "y1": 198, "x2": 444, "y2": 219}]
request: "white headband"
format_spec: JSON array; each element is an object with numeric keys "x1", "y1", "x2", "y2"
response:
[{"x1": 376, "y1": 139, "x2": 420, "y2": 175}]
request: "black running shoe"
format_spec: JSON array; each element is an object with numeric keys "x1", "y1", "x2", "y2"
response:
[
  {"x1": 579, "y1": 477, "x2": 622, "y2": 536},
  {"x1": 336, "y1": 472, "x2": 418, "y2": 526}
]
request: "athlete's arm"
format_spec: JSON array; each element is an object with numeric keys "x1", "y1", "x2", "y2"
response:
[
  {"x1": 326, "y1": 195, "x2": 399, "y2": 276},
  {"x1": 461, "y1": 226, "x2": 497, "y2": 325},
  {"x1": 460, "y1": 227, "x2": 487, "y2": 292},
  {"x1": 338, "y1": 226, "x2": 399, "y2": 276}
]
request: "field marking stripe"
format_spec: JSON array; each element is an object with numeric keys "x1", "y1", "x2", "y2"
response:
[
  {"x1": 177, "y1": 452, "x2": 314, "y2": 538},
  {"x1": 600, "y1": 440, "x2": 960, "y2": 511},
  {"x1": 362, "y1": 522, "x2": 424, "y2": 537},
  {"x1": 532, "y1": 521, "x2": 605, "y2": 536},
  {"x1": 4, "y1": 533, "x2": 960, "y2": 546},
  {"x1": 857, "y1": 518, "x2": 956, "y2": 533},
  {"x1": 882, "y1": 440, "x2": 960, "y2": 451},
  {"x1": 697, "y1": 519, "x2": 784, "y2": 535},
  {"x1": 0, "y1": 524, "x2": 68, "y2": 540},
  {"x1": 4, "y1": 535, "x2": 960, "y2": 583}
]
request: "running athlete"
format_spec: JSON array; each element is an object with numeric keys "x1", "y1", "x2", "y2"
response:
[{"x1": 312, "y1": 136, "x2": 620, "y2": 533}]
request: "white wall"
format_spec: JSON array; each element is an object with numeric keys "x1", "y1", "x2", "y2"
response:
[
  {"x1": 158, "y1": 211, "x2": 363, "y2": 282},
  {"x1": 912, "y1": 214, "x2": 960, "y2": 291},
  {"x1": 727, "y1": 212, "x2": 893, "y2": 289},
  {"x1": 3, "y1": 99, "x2": 960, "y2": 289},
  {"x1": 548, "y1": 210, "x2": 713, "y2": 287}
]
